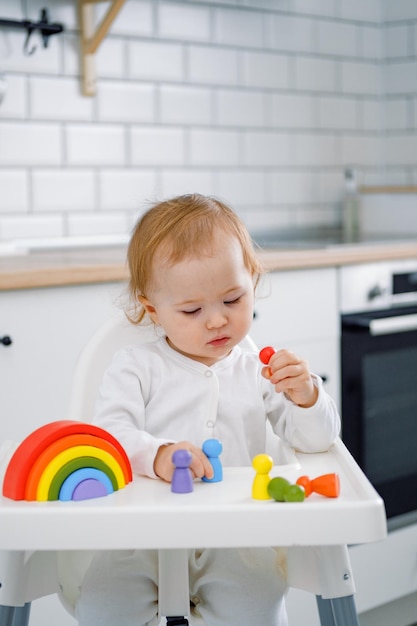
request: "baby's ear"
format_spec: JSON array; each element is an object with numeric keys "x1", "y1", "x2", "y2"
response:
[{"x1": 138, "y1": 295, "x2": 159, "y2": 324}]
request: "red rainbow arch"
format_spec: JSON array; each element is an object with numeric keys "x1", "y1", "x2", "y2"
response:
[{"x1": 2, "y1": 421, "x2": 132, "y2": 502}]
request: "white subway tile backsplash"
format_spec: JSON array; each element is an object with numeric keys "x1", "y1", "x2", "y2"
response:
[
  {"x1": 342, "y1": 61, "x2": 382, "y2": 95},
  {"x1": 99, "y1": 169, "x2": 158, "y2": 210},
  {"x1": 384, "y1": 25, "x2": 409, "y2": 59},
  {"x1": 96, "y1": 39, "x2": 127, "y2": 79},
  {"x1": 98, "y1": 82, "x2": 155, "y2": 123},
  {"x1": 62, "y1": 34, "x2": 82, "y2": 78},
  {"x1": 293, "y1": 133, "x2": 340, "y2": 167},
  {"x1": 242, "y1": 51, "x2": 289, "y2": 89},
  {"x1": 383, "y1": 0, "x2": 417, "y2": 22},
  {"x1": 32, "y1": 170, "x2": 95, "y2": 212},
  {"x1": 0, "y1": 32, "x2": 61, "y2": 75},
  {"x1": 159, "y1": 85, "x2": 212, "y2": 125},
  {"x1": 317, "y1": 20, "x2": 359, "y2": 58},
  {"x1": 158, "y1": 3, "x2": 211, "y2": 41},
  {"x1": 188, "y1": 46, "x2": 239, "y2": 85},
  {"x1": 67, "y1": 213, "x2": 128, "y2": 237},
  {"x1": 361, "y1": 99, "x2": 383, "y2": 131},
  {"x1": 129, "y1": 41, "x2": 184, "y2": 81},
  {"x1": 413, "y1": 98, "x2": 417, "y2": 130},
  {"x1": 384, "y1": 134, "x2": 417, "y2": 165},
  {"x1": 216, "y1": 89, "x2": 265, "y2": 127},
  {"x1": 0, "y1": 75, "x2": 26, "y2": 119},
  {"x1": 385, "y1": 60, "x2": 417, "y2": 95},
  {"x1": 318, "y1": 96, "x2": 358, "y2": 129},
  {"x1": 101, "y1": 0, "x2": 153, "y2": 37},
  {"x1": 360, "y1": 25, "x2": 383, "y2": 60},
  {"x1": 214, "y1": 8, "x2": 264, "y2": 48},
  {"x1": 244, "y1": 131, "x2": 291, "y2": 166},
  {"x1": 267, "y1": 15, "x2": 315, "y2": 53},
  {"x1": 341, "y1": 135, "x2": 383, "y2": 167},
  {"x1": 294, "y1": 205, "x2": 338, "y2": 227},
  {"x1": 0, "y1": 4, "x2": 23, "y2": 19},
  {"x1": 384, "y1": 99, "x2": 408, "y2": 130},
  {"x1": 341, "y1": 0, "x2": 382, "y2": 22},
  {"x1": 189, "y1": 129, "x2": 240, "y2": 166},
  {"x1": 0, "y1": 0, "x2": 415, "y2": 244},
  {"x1": 0, "y1": 122, "x2": 62, "y2": 166},
  {"x1": 294, "y1": 57, "x2": 337, "y2": 92},
  {"x1": 160, "y1": 169, "x2": 214, "y2": 198},
  {"x1": 244, "y1": 207, "x2": 293, "y2": 235},
  {"x1": 270, "y1": 93, "x2": 316, "y2": 129},
  {"x1": 0, "y1": 171, "x2": 28, "y2": 212},
  {"x1": 28, "y1": 0, "x2": 76, "y2": 29},
  {"x1": 270, "y1": 171, "x2": 315, "y2": 204},
  {"x1": 215, "y1": 170, "x2": 266, "y2": 205},
  {"x1": 66, "y1": 37, "x2": 123, "y2": 84},
  {"x1": 316, "y1": 171, "x2": 345, "y2": 203},
  {"x1": 293, "y1": 0, "x2": 337, "y2": 18},
  {"x1": 0, "y1": 215, "x2": 63, "y2": 240},
  {"x1": 66, "y1": 125, "x2": 125, "y2": 166},
  {"x1": 30, "y1": 76, "x2": 94, "y2": 121},
  {"x1": 131, "y1": 127, "x2": 185, "y2": 165}
]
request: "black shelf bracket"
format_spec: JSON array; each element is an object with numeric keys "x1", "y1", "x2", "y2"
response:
[{"x1": 0, "y1": 8, "x2": 64, "y2": 55}]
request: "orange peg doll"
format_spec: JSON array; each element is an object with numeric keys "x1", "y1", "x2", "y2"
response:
[{"x1": 296, "y1": 473, "x2": 340, "y2": 498}]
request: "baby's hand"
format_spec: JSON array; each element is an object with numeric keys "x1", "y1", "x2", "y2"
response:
[
  {"x1": 261, "y1": 348, "x2": 318, "y2": 408},
  {"x1": 154, "y1": 441, "x2": 214, "y2": 483}
]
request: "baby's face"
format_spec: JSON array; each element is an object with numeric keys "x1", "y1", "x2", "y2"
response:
[{"x1": 141, "y1": 232, "x2": 255, "y2": 366}]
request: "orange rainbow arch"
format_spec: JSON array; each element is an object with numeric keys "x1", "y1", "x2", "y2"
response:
[{"x1": 2, "y1": 421, "x2": 132, "y2": 502}]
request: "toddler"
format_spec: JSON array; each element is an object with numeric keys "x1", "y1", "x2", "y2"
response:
[{"x1": 76, "y1": 193, "x2": 340, "y2": 626}]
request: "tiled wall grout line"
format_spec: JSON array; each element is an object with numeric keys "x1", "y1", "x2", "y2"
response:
[{"x1": 0, "y1": 0, "x2": 416, "y2": 242}]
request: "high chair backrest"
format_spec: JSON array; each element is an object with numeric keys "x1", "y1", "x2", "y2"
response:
[{"x1": 67, "y1": 312, "x2": 259, "y2": 424}]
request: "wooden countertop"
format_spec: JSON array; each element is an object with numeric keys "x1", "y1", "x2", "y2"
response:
[{"x1": 1, "y1": 240, "x2": 417, "y2": 291}]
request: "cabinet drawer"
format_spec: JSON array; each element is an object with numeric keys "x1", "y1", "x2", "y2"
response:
[
  {"x1": 252, "y1": 268, "x2": 338, "y2": 346},
  {"x1": 349, "y1": 524, "x2": 417, "y2": 613}
]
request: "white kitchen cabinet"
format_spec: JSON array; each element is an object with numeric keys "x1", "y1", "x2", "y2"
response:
[
  {"x1": 251, "y1": 267, "x2": 340, "y2": 408},
  {"x1": 0, "y1": 282, "x2": 125, "y2": 442},
  {"x1": 0, "y1": 281, "x2": 125, "y2": 626},
  {"x1": 251, "y1": 268, "x2": 342, "y2": 626}
]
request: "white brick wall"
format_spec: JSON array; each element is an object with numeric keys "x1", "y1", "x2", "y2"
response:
[{"x1": 0, "y1": 0, "x2": 414, "y2": 244}]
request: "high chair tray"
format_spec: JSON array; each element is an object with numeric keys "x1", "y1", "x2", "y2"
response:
[{"x1": 0, "y1": 438, "x2": 386, "y2": 551}]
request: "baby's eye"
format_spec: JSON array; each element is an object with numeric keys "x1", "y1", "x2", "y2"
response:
[
  {"x1": 224, "y1": 296, "x2": 241, "y2": 305},
  {"x1": 182, "y1": 308, "x2": 201, "y2": 315}
]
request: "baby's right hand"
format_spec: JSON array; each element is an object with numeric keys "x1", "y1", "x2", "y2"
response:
[{"x1": 154, "y1": 441, "x2": 214, "y2": 483}]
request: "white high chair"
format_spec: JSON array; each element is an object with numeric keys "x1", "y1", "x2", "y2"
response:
[
  {"x1": 0, "y1": 313, "x2": 387, "y2": 626},
  {"x1": 60, "y1": 313, "x2": 284, "y2": 623}
]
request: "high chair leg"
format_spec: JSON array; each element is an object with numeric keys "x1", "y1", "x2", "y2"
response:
[
  {"x1": 0, "y1": 603, "x2": 31, "y2": 626},
  {"x1": 316, "y1": 595, "x2": 360, "y2": 626}
]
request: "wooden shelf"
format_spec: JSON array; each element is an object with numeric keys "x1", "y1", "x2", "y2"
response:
[
  {"x1": 360, "y1": 185, "x2": 417, "y2": 194},
  {"x1": 78, "y1": 0, "x2": 126, "y2": 96}
]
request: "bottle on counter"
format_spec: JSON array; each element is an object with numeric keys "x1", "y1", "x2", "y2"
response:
[{"x1": 342, "y1": 167, "x2": 360, "y2": 243}]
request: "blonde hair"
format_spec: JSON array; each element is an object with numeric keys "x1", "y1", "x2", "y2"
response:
[{"x1": 126, "y1": 193, "x2": 264, "y2": 324}]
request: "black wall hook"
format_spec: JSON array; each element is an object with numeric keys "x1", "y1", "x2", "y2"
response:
[{"x1": 0, "y1": 7, "x2": 64, "y2": 56}]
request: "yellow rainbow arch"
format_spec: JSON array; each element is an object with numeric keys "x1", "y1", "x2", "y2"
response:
[{"x1": 36, "y1": 445, "x2": 126, "y2": 501}]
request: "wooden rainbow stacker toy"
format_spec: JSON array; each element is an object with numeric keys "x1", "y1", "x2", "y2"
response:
[{"x1": 2, "y1": 420, "x2": 132, "y2": 502}]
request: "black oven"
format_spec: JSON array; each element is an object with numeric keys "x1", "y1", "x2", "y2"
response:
[{"x1": 341, "y1": 263, "x2": 417, "y2": 520}]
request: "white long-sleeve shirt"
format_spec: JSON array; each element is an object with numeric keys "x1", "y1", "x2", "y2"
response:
[{"x1": 93, "y1": 336, "x2": 340, "y2": 478}]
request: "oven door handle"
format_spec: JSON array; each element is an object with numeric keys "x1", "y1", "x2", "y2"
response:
[
  {"x1": 363, "y1": 313, "x2": 417, "y2": 336},
  {"x1": 343, "y1": 313, "x2": 417, "y2": 335}
]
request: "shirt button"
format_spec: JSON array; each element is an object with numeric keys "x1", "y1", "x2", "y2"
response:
[
  {"x1": 205, "y1": 370, "x2": 212, "y2": 377},
  {"x1": 206, "y1": 420, "x2": 215, "y2": 428}
]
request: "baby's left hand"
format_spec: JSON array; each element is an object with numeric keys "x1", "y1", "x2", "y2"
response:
[{"x1": 261, "y1": 349, "x2": 318, "y2": 408}]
